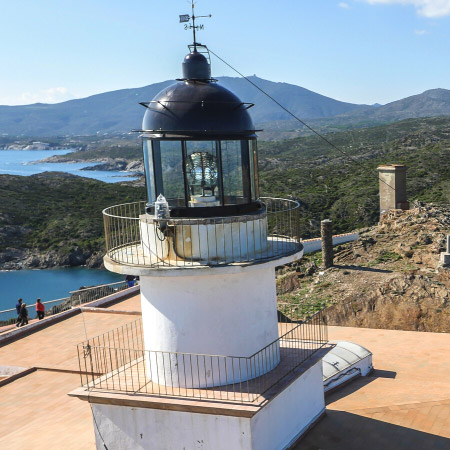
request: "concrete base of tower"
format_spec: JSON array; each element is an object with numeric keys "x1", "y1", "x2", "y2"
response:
[{"x1": 69, "y1": 348, "x2": 329, "y2": 450}]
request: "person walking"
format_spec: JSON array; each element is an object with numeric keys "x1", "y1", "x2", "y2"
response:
[
  {"x1": 15, "y1": 298, "x2": 23, "y2": 327},
  {"x1": 18, "y1": 303, "x2": 29, "y2": 327},
  {"x1": 125, "y1": 275, "x2": 135, "y2": 288},
  {"x1": 36, "y1": 298, "x2": 45, "y2": 320}
]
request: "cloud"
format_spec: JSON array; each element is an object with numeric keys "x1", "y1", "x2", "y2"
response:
[
  {"x1": 19, "y1": 87, "x2": 76, "y2": 104},
  {"x1": 339, "y1": 2, "x2": 350, "y2": 8},
  {"x1": 414, "y1": 28, "x2": 428, "y2": 34},
  {"x1": 361, "y1": 0, "x2": 450, "y2": 18}
]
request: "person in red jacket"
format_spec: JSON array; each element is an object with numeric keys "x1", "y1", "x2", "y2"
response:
[{"x1": 36, "y1": 298, "x2": 45, "y2": 320}]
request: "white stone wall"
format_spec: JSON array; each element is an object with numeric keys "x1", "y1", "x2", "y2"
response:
[
  {"x1": 90, "y1": 359, "x2": 325, "y2": 450},
  {"x1": 91, "y1": 403, "x2": 252, "y2": 450},
  {"x1": 250, "y1": 359, "x2": 325, "y2": 450}
]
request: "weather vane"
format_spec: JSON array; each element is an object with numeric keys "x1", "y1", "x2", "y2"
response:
[{"x1": 179, "y1": 1, "x2": 211, "y2": 51}]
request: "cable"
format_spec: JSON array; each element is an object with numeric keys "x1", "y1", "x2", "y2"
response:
[
  {"x1": 88, "y1": 393, "x2": 110, "y2": 450},
  {"x1": 206, "y1": 47, "x2": 395, "y2": 192}
]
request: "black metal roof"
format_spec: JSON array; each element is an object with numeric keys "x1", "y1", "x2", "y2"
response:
[{"x1": 138, "y1": 51, "x2": 256, "y2": 139}]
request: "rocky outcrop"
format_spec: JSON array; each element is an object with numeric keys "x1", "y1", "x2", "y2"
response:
[
  {"x1": 0, "y1": 246, "x2": 105, "y2": 270},
  {"x1": 324, "y1": 269, "x2": 449, "y2": 332},
  {"x1": 278, "y1": 203, "x2": 450, "y2": 332},
  {"x1": 81, "y1": 158, "x2": 128, "y2": 172}
]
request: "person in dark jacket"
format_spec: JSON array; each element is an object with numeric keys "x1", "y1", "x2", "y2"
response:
[
  {"x1": 18, "y1": 303, "x2": 29, "y2": 327},
  {"x1": 36, "y1": 298, "x2": 45, "y2": 320},
  {"x1": 15, "y1": 298, "x2": 23, "y2": 327},
  {"x1": 125, "y1": 275, "x2": 135, "y2": 287}
]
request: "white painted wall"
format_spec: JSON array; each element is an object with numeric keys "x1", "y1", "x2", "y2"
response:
[
  {"x1": 140, "y1": 214, "x2": 268, "y2": 264},
  {"x1": 251, "y1": 359, "x2": 325, "y2": 450},
  {"x1": 140, "y1": 265, "x2": 280, "y2": 387},
  {"x1": 92, "y1": 403, "x2": 252, "y2": 450},
  {"x1": 90, "y1": 359, "x2": 325, "y2": 450}
]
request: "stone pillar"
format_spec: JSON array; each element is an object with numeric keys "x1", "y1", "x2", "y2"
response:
[
  {"x1": 377, "y1": 165, "x2": 409, "y2": 216},
  {"x1": 440, "y1": 235, "x2": 450, "y2": 267},
  {"x1": 321, "y1": 219, "x2": 333, "y2": 269}
]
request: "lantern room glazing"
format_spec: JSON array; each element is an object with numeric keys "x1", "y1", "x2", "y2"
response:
[{"x1": 142, "y1": 138, "x2": 259, "y2": 215}]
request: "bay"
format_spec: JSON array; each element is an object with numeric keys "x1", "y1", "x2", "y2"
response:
[
  {"x1": 0, "y1": 267, "x2": 124, "y2": 311},
  {"x1": 0, "y1": 149, "x2": 137, "y2": 183}
]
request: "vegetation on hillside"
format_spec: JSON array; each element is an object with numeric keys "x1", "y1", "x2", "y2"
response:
[
  {"x1": 0, "y1": 172, "x2": 145, "y2": 259},
  {"x1": 259, "y1": 116, "x2": 450, "y2": 238},
  {"x1": 0, "y1": 116, "x2": 449, "y2": 269}
]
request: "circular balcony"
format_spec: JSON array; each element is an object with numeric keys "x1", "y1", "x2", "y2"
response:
[{"x1": 102, "y1": 198, "x2": 302, "y2": 272}]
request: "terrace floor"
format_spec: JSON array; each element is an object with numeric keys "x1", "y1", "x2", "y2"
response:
[{"x1": 0, "y1": 292, "x2": 449, "y2": 449}]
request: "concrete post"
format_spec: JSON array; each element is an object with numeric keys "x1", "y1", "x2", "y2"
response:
[
  {"x1": 440, "y1": 235, "x2": 450, "y2": 267},
  {"x1": 377, "y1": 165, "x2": 409, "y2": 216},
  {"x1": 321, "y1": 219, "x2": 333, "y2": 269}
]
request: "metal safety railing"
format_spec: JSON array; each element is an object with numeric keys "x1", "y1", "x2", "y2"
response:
[
  {"x1": 77, "y1": 307, "x2": 328, "y2": 404},
  {"x1": 69, "y1": 280, "x2": 132, "y2": 306},
  {"x1": 103, "y1": 198, "x2": 302, "y2": 269},
  {"x1": 0, "y1": 281, "x2": 132, "y2": 328}
]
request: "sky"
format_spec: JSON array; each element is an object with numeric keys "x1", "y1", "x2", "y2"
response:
[{"x1": 0, "y1": 0, "x2": 449, "y2": 106}]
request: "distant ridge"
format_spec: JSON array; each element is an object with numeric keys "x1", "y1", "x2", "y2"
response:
[
  {"x1": 340, "y1": 88, "x2": 450, "y2": 122},
  {"x1": 0, "y1": 77, "x2": 371, "y2": 136},
  {"x1": 1, "y1": 80, "x2": 449, "y2": 137}
]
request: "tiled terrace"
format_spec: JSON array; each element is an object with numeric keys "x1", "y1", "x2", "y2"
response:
[{"x1": 0, "y1": 291, "x2": 449, "y2": 449}]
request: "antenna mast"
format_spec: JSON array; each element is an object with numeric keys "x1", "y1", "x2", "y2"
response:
[{"x1": 179, "y1": 1, "x2": 211, "y2": 51}]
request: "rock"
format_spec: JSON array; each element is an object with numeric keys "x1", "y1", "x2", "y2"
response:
[
  {"x1": 305, "y1": 261, "x2": 318, "y2": 277},
  {"x1": 81, "y1": 158, "x2": 128, "y2": 171}
]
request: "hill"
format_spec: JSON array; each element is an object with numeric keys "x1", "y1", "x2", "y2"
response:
[
  {"x1": 0, "y1": 77, "x2": 371, "y2": 136},
  {"x1": 277, "y1": 204, "x2": 450, "y2": 333},
  {"x1": 340, "y1": 88, "x2": 450, "y2": 123},
  {"x1": 258, "y1": 116, "x2": 450, "y2": 237},
  {"x1": 260, "y1": 88, "x2": 450, "y2": 140},
  {"x1": 1, "y1": 116, "x2": 449, "y2": 271},
  {"x1": 0, "y1": 172, "x2": 146, "y2": 269}
]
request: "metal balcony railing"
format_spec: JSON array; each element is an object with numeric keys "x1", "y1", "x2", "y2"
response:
[
  {"x1": 0, "y1": 281, "x2": 132, "y2": 328},
  {"x1": 77, "y1": 306, "x2": 329, "y2": 404},
  {"x1": 103, "y1": 198, "x2": 302, "y2": 269}
]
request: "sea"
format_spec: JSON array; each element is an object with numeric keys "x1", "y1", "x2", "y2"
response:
[
  {"x1": 0, "y1": 148, "x2": 138, "y2": 183},
  {"x1": 0, "y1": 149, "x2": 135, "y2": 309},
  {"x1": 0, "y1": 267, "x2": 123, "y2": 311}
]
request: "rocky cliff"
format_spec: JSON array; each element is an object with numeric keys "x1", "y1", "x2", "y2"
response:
[{"x1": 277, "y1": 203, "x2": 450, "y2": 332}]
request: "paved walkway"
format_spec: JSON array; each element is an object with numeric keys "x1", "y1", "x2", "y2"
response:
[
  {"x1": 295, "y1": 326, "x2": 450, "y2": 450},
  {"x1": 0, "y1": 294, "x2": 449, "y2": 449}
]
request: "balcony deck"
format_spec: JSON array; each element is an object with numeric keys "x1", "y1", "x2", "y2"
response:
[
  {"x1": 103, "y1": 198, "x2": 303, "y2": 273},
  {"x1": 105, "y1": 236, "x2": 303, "y2": 274},
  {"x1": 78, "y1": 342, "x2": 332, "y2": 406}
]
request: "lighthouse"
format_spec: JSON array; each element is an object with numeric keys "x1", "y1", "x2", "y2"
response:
[{"x1": 71, "y1": 9, "x2": 330, "y2": 450}]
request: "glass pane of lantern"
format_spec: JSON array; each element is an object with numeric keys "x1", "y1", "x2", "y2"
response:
[
  {"x1": 249, "y1": 140, "x2": 259, "y2": 200},
  {"x1": 185, "y1": 141, "x2": 221, "y2": 207},
  {"x1": 221, "y1": 140, "x2": 245, "y2": 205},
  {"x1": 143, "y1": 139, "x2": 155, "y2": 204},
  {"x1": 160, "y1": 141, "x2": 185, "y2": 207}
]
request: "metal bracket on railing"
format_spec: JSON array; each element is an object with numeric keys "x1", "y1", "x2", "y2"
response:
[{"x1": 83, "y1": 344, "x2": 91, "y2": 358}]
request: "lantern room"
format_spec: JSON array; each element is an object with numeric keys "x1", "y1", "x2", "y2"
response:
[{"x1": 139, "y1": 49, "x2": 260, "y2": 217}]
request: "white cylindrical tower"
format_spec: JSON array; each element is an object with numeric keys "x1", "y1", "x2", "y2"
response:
[{"x1": 102, "y1": 46, "x2": 303, "y2": 389}]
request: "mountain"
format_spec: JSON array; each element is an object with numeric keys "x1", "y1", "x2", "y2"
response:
[
  {"x1": 0, "y1": 77, "x2": 371, "y2": 136},
  {"x1": 257, "y1": 88, "x2": 450, "y2": 140},
  {"x1": 340, "y1": 88, "x2": 450, "y2": 123}
]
